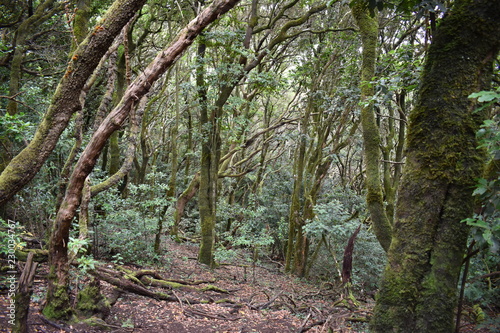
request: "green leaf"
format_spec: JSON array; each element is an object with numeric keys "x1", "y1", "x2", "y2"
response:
[
  {"x1": 469, "y1": 91, "x2": 500, "y2": 102},
  {"x1": 465, "y1": 219, "x2": 488, "y2": 229}
]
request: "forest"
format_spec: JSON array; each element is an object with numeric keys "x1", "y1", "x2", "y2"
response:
[{"x1": 0, "y1": 0, "x2": 499, "y2": 332}]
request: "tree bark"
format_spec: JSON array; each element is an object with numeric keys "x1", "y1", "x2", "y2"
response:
[
  {"x1": 173, "y1": 172, "x2": 201, "y2": 236},
  {"x1": 371, "y1": 1, "x2": 500, "y2": 332},
  {"x1": 13, "y1": 252, "x2": 38, "y2": 333}
]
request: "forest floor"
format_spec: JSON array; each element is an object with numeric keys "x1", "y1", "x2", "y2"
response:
[{"x1": 1, "y1": 238, "x2": 498, "y2": 333}]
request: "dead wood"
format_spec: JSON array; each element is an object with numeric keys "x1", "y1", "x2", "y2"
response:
[
  {"x1": 346, "y1": 316, "x2": 369, "y2": 322},
  {"x1": 164, "y1": 278, "x2": 217, "y2": 285},
  {"x1": 14, "y1": 249, "x2": 48, "y2": 262},
  {"x1": 299, "y1": 319, "x2": 326, "y2": 332},
  {"x1": 90, "y1": 264, "x2": 235, "y2": 307},
  {"x1": 14, "y1": 252, "x2": 38, "y2": 333},
  {"x1": 90, "y1": 266, "x2": 178, "y2": 302},
  {"x1": 38, "y1": 314, "x2": 74, "y2": 332},
  {"x1": 183, "y1": 308, "x2": 240, "y2": 321},
  {"x1": 130, "y1": 269, "x2": 216, "y2": 285},
  {"x1": 249, "y1": 292, "x2": 282, "y2": 310},
  {"x1": 139, "y1": 275, "x2": 229, "y2": 293}
]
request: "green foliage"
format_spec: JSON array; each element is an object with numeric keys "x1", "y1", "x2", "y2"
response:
[
  {"x1": 111, "y1": 253, "x2": 124, "y2": 265},
  {"x1": 76, "y1": 255, "x2": 99, "y2": 274},
  {"x1": 305, "y1": 188, "x2": 386, "y2": 290},
  {"x1": 68, "y1": 237, "x2": 98, "y2": 274},
  {"x1": 217, "y1": 195, "x2": 275, "y2": 250},
  {"x1": 470, "y1": 88, "x2": 500, "y2": 113},
  {"x1": 0, "y1": 112, "x2": 33, "y2": 143},
  {"x1": 353, "y1": 0, "x2": 448, "y2": 16},
  {"x1": 462, "y1": 94, "x2": 500, "y2": 253},
  {"x1": 68, "y1": 237, "x2": 90, "y2": 255},
  {"x1": 0, "y1": 218, "x2": 26, "y2": 256},
  {"x1": 92, "y1": 169, "x2": 170, "y2": 263},
  {"x1": 461, "y1": 91, "x2": 500, "y2": 320}
]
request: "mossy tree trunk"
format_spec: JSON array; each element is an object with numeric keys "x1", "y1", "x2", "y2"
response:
[
  {"x1": 195, "y1": 37, "x2": 215, "y2": 266},
  {"x1": 371, "y1": 1, "x2": 500, "y2": 332},
  {"x1": 284, "y1": 101, "x2": 309, "y2": 274},
  {"x1": 72, "y1": 0, "x2": 92, "y2": 48},
  {"x1": 0, "y1": 0, "x2": 148, "y2": 206},
  {"x1": 351, "y1": 3, "x2": 392, "y2": 252},
  {"x1": 197, "y1": 0, "x2": 259, "y2": 265},
  {"x1": 156, "y1": 63, "x2": 182, "y2": 248}
]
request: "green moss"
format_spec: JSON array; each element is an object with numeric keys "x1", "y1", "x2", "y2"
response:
[
  {"x1": 80, "y1": 317, "x2": 111, "y2": 330},
  {"x1": 76, "y1": 280, "x2": 110, "y2": 319},
  {"x1": 42, "y1": 285, "x2": 72, "y2": 320}
]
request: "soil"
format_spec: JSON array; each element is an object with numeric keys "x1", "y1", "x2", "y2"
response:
[{"x1": 0, "y1": 239, "x2": 497, "y2": 332}]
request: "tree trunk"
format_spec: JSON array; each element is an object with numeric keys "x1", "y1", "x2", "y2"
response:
[
  {"x1": 173, "y1": 172, "x2": 200, "y2": 236},
  {"x1": 197, "y1": 36, "x2": 220, "y2": 266},
  {"x1": 160, "y1": 64, "x2": 181, "y2": 245},
  {"x1": 1, "y1": 0, "x2": 62, "y2": 173},
  {"x1": 13, "y1": 252, "x2": 38, "y2": 333},
  {"x1": 284, "y1": 109, "x2": 308, "y2": 273},
  {"x1": 351, "y1": 3, "x2": 392, "y2": 252},
  {"x1": 371, "y1": 1, "x2": 500, "y2": 332}
]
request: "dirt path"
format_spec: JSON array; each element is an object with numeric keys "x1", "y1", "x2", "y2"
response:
[{"x1": 0, "y1": 239, "x2": 495, "y2": 332}]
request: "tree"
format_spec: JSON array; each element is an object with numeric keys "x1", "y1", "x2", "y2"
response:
[
  {"x1": 0, "y1": 0, "x2": 148, "y2": 206},
  {"x1": 196, "y1": 0, "x2": 329, "y2": 266},
  {"x1": 43, "y1": 0, "x2": 242, "y2": 319},
  {"x1": 371, "y1": 0, "x2": 500, "y2": 331},
  {"x1": 351, "y1": 1, "x2": 392, "y2": 252}
]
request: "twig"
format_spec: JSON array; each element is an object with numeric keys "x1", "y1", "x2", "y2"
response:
[
  {"x1": 299, "y1": 319, "x2": 326, "y2": 333},
  {"x1": 183, "y1": 308, "x2": 240, "y2": 321},
  {"x1": 38, "y1": 314, "x2": 73, "y2": 332},
  {"x1": 299, "y1": 313, "x2": 312, "y2": 331},
  {"x1": 172, "y1": 290, "x2": 184, "y2": 310},
  {"x1": 250, "y1": 292, "x2": 282, "y2": 310}
]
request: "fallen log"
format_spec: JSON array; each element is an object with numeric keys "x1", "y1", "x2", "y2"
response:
[{"x1": 89, "y1": 265, "x2": 233, "y2": 305}]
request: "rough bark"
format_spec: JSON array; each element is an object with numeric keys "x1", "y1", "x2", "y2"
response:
[
  {"x1": 173, "y1": 172, "x2": 201, "y2": 236},
  {"x1": 90, "y1": 97, "x2": 146, "y2": 197},
  {"x1": 351, "y1": 3, "x2": 392, "y2": 252},
  {"x1": 341, "y1": 225, "x2": 361, "y2": 285},
  {"x1": 73, "y1": 0, "x2": 92, "y2": 46},
  {"x1": 371, "y1": 1, "x2": 500, "y2": 332},
  {"x1": 0, "y1": 0, "x2": 148, "y2": 206},
  {"x1": 44, "y1": 0, "x2": 242, "y2": 319},
  {"x1": 13, "y1": 252, "x2": 38, "y2": 333},
  {"x1": 197, "y1": 36, "x2": 217, "y2": 266}
]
